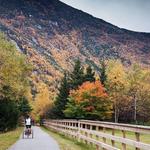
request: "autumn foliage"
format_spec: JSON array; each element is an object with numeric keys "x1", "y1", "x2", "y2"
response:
[
  {"x1": 70, "y1": 81, "x2": 107, "y2": 103},
  {"x1": 64, "y1": 81, "x2": 112, "y2": 120},
  {"x1": 31, "y1": 82, "x2": 53, "y2": 121}
]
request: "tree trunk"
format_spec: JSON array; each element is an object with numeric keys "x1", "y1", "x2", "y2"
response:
[
  {"x1": 134, "y1": 96, "x2": 137, "y2": 124},
  {"x1": 114, "y1": 102, "x2": 119, "y2": 123}
]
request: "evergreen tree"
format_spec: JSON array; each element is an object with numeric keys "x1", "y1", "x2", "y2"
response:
[
  {"x1": 84, "y1": 65, "x2": 95, "y2": 82},
  {"x1": 0, "y1": 98, "x2": 19, "y2": 131},
  {"x1": 18, "y1": 97, "x2": 32, "y2": 117},
  {"x1": 70, "y1": 59, "x2": 84, "y2": 89},
  {"x1": 52, "y1": 72, "x2": 70, "y2": 118},
  {"x1": 99, "y1": 59, "x2": 107, "y2": 86}
]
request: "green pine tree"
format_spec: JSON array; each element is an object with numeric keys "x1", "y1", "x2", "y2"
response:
[
  {"x1": 84, "y1": 65, "x2": 95, "y2": 82},
  {"x1": 52, "y1": 72, "x2": 70, "y2": 118},
  {"x1": 99, "y1": 59, "x2": 107, "y2": 86},
  {"x1": 0, "y1": 98, "x2": 19, "y2": 131},
  {"x1": 69, "y1": 59, "x2": 84, "y2": 89},
  {"x1": 18, "y1": 97, "x2": 32, "y2": 117}
]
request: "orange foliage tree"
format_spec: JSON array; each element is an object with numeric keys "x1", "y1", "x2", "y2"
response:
[{"x1": 64, "y1": 81, "x2": 112, "y2": 120}]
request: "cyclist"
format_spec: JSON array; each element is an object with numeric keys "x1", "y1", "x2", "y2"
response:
[{"x1": 25, "y1": 115, "x2": 32, "y2": 134}]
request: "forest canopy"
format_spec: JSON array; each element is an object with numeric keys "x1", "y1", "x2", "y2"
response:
[
  {"x1": 0, "y1": 33, "x2": 32, "y2": 131},
  {"x1": 50, "y1": 59, "x2": 150, "y2": 125}
]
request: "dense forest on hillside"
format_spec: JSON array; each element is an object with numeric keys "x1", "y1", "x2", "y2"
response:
[
  {"x1": 1, "y1": 33, "x2": 150, "y2": 132},
  {"x1": 0, "y1": 0, "x2": 150, "y2": 101}
]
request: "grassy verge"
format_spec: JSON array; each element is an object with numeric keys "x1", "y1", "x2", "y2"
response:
[
  {"x1": 0, "y1": 127, "x2": 23, "y2": 150},
  {"x1": 42, "y1": 127, "x2": 96, "y2": 150}
]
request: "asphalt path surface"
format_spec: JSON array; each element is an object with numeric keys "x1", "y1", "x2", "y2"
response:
[{"x1": 9, "y1": 126, "x2": 60, "y2": 150}]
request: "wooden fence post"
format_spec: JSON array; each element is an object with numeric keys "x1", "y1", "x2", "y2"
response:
[
  {"x1": 111, "y1": 128, "x2": 115, "y2": 147},
  {"x1": 122, "y1": 130, "x2": 126, "y2": 150},
  {"x1": 103, "y1": 127, "x2": 106, "y2": 150},
  {"x1": 96, "y1": 126, "x2": 99, "y2": 140},
  {"x1": 78, "y1": 121, "x2": 81, "y2": 142},
  {"x1": 135, "y1": 132, "x2": 140, "y2": 150},
  {"x1": 103, "y1": 127, "x2": 106, "y2": 143},
  {"x1": 90, "y1": 125, "x2": 93, "y2": 146},
  {"x1": 96, "y1": 126, "x2": 100, "y2": 150}
]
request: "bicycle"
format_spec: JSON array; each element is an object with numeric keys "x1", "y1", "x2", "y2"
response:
[{"x1": 22, "y1": 127, "x2": 34, "y2": 139}]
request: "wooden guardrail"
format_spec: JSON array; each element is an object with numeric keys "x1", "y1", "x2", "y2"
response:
[{"x1": 44, "y1": 120, "x2": 150, "y2": 150}]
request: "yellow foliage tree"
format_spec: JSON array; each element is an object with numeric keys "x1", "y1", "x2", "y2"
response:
[
  {"x1": 0, "y1": 33, "x2": 32, "y2": 99},
  {"x1": 127, "y1": 64, "x2": 150, "y2": 123},
  {"x1": 32, "y1": 82, "x2": 53, "y2": 121},
  {"x1": 106, "y1": 60, "x2": 129, "y2": 122}
]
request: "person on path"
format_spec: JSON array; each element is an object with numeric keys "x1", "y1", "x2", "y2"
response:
[{"x1": 25, "y1": 115, "x2": 32, "y2": 132}]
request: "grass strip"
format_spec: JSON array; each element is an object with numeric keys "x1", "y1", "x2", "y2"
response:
[
  {"x1": 0, "y1": 127, "x2": 23, "y2": 150},
  {"x1": 42, "y1": 127, "x2": 96, "y2": 150}
]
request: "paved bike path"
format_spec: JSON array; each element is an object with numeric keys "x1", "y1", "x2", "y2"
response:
[{"x1": 9, "y1": 126, "x2": 60, "y2": 150}]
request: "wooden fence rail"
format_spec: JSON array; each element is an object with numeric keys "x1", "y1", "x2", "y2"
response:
[{"x1": 44, "y1": 120, "x2": 150, "y2": 150}]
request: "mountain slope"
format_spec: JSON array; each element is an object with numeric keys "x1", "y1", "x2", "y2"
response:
[{"x1": 0, "y1": 0, "x2": 150, "y2": 91}]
